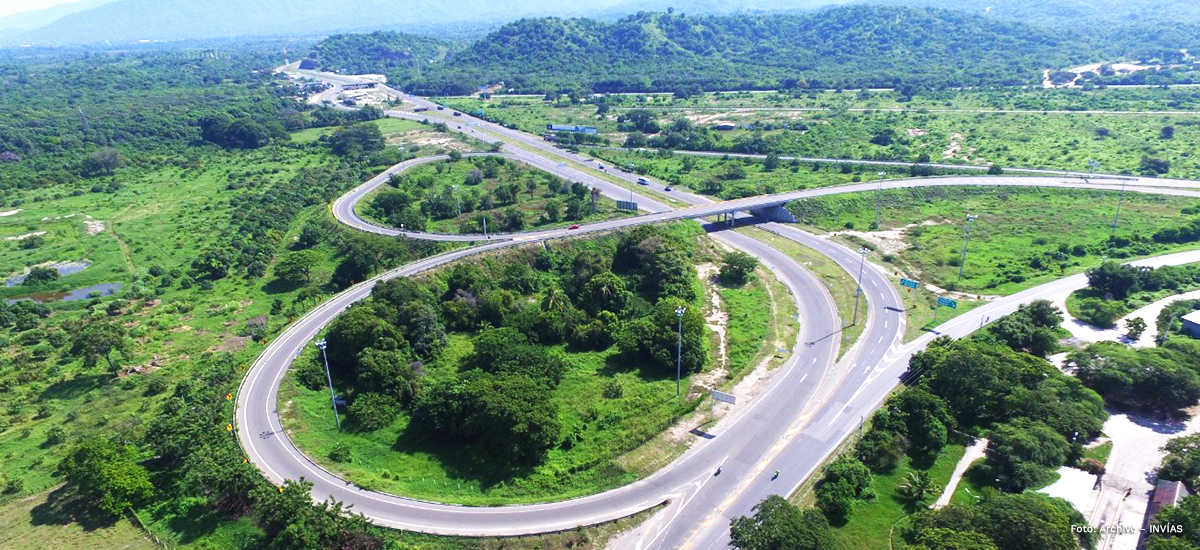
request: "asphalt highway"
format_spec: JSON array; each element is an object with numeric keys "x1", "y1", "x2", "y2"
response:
[{"x1": 244, "y1": 67, "x2": 1200, "y2": 546}]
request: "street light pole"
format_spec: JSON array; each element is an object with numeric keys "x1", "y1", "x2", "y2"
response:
[
  {"x1": 628, "y1": 163, "x2": 635, "y2": 204},
  {"x1": 675, "y1": 306, "x2": 686, "y2": 397},
  {"x1": 1111, "y1": 180, "x2": 1127, "y2": 237},
  {"x1": 315, "y1": 338, "x2": 340, "y2": 430},
  {"x1": 852, "y1": 247, "x2": 868, "y2": 325},
  {"x1": 958, "y1": 214, "x2": 979, "y2": 279}
]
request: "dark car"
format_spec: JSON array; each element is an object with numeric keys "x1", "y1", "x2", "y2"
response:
[
  {"x1": 569, "y1": 224, "x2": 580, "y2": 230},
  {"x1": 664, "y1": 186, "x2": 674, "y2": 192}
]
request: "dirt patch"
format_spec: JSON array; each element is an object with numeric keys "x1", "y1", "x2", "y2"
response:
[
  {"x1": 3, "y1": 230, "x2": 46, "y2": 241},
  {"x1": 389, "y1": 129, "x2": 471, "y2": 151},
  {"x1": 212, "y1": 335, "x2": 251, "y2": 353},
  {"x1": 906, "y1": 128, "x2": 928, "y2": 137},
  {"x1": 40, "y1": 213, "x2": 77, "y2": 221},
  {"x1": 84, "y1": 220, "x2": 105, "y2": 236},
  {"x1": 832, "y1": 219, "x2": 941, "y2": 256},
  {"x1": 0, "y1": 209, "x2": 20, "y2": 217},
  {"x1": 942, "y1": 132, "x2": 964, "y2": 159},
  {"x1": 170, "y1": 325, "x2": 193, "y2": 333},
  {"x1": 697, "y1": 263, "x2": 730, "y2": 370}
]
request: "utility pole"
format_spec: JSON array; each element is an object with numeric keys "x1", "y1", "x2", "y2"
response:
[
  {"x1": 873, "y1": 173, "x2": 885, "y2": 230},
  {"x1": 1111, "y1": 180, "x2": 1127, "y2": 237},
  {"x1": 452, "y1": 184, "x2": 461, "y2": 217},
  {"x1": 675, "y1": 306, "x2": 686, "y2": 397},
  {"x1": 482, "y1": 216, "x2": 488, "y2": 239},
  {"x1": 852, "y1": 247, "x2": 868, "y2": 325},
  {"x1": 958, "y1": 214, "x2": 979, "y2": 279},
  {"x1": 315, "y1": 338, "x2": 341, "y2": 430}
]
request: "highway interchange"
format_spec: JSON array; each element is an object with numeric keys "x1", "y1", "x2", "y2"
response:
[{"x1": 238, "y1": 69, "x2": 1200, "y2": 549}]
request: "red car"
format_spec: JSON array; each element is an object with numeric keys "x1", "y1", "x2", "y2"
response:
[{"x1": 569, "y1": 224, "x2": 580, "y2": 230}]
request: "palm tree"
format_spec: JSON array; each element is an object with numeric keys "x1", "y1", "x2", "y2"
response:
[
  {"x1": 540, "y1": 287, "x2": 569, "y2": 312},
  {"x1": 897, "y1": 471, "x2": 938, "y2": 503}
]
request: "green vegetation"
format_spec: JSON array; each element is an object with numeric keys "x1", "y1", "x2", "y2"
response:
[
  {"x1": 758, "y1": 302, "x2": 1103, "y2": 549},
  {"x1": 730, "y1": 495, "x2": 835, "y2": 550},
  {"x1": 281, "y1": 222, "x2": 794, "y2": 504},
  {"x1": 788, "y1": 188, "x2": 1200, "y2": 296},
  {"x1": 1160, "y1": 299, "x2": 1200, "y2": 341},
  {"x1": 823, "y1": 445, "x2": 965, "y2": 550},
  {"x1": 736, "y1": 227, "x2": 867, "y2": 354},
  {"x1": 441, "y1": 85, "x2": 1200, "y2": 178},
  {"x1": 0, "y1": 486, "x2": 158, "y2": 550},
  {"x1": 1070, "y1": 262, "x2": 1200, "y2": 327},
  {"x1": 360, "y1": 5, "x2": 1185, "y2": 95},
  {"x1": 308, "y1": 30, "x2": 453, "y2": 75},
  {"x1": 362, "y1": 155, "x2": 631, "y2": 234},
  {"x1": 1070, "y1": 339, "x2": 1200, "y2": 413},
  {"x1": 589, "y1": 149, "x2": 894, "y2": 200}
]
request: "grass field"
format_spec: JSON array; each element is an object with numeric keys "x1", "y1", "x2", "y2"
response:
[
  {"x1": 736, "y1": 226, "x2": 868, "y2": 355},
  {"x1": 439, "y1": 87, "x2": 1200, "y2": 178},
  {"x1": 0, "y1": 486, "x2": 158, "y2": 550},
  {"x1": 589, "y1": 149, "x2": 892, "y2": 200},
  {"x1": 789, "y1": 187, "x2": 1200, "y2": 295},
  {"x1": 827, "y1": 444, "x2": 966, "y2": 550}
]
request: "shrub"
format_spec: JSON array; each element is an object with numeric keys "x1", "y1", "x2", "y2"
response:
[
  {"x1": 328, "y1": 442, "x2": 353, "y2": 463},
  {"x1": 46, "y1": 426, "x2": 68, "y2": 445},
  {"x1": 348, "y1": 393, "x2": 400, "y2": 432},
  {"x1": 1074, "y1": 297, "x2": 1127, "y2": 328}
]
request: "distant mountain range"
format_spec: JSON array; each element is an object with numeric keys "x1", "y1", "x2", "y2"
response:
[{"x1": 0, "y1": 0, "x2": 841, "y2": 46}]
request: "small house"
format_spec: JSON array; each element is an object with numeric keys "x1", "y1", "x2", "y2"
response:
[{"x1": 1182, "y1": 310, "x2": 1200, "y2": 337}]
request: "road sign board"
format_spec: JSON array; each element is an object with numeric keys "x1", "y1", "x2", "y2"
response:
[
  {"x1": 711, "y1": 390, "x2": 736, "y2": 405},
  {"x1": 617, "y1": 200, "x2": 638, "y2": 212},
  {"x1": 937, "y1": 296, "x2": 958, "y2": 309},
  {"x1": 900, "y1": 278, "x2": 919, "y2": 289}
]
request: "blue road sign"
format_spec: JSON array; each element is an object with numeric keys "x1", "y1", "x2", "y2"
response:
[
  {"x1": 900, "y1": 278, "x2": 919, "y2": 289},
  {"x1": 937, "y1": 296, "x2": 958, "y2": 309}
]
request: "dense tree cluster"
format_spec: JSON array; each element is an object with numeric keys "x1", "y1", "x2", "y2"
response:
[
  {"x1": 903, "y1": 337, "x2": 1105, "y2": 491},
  {"x1": 368, "y1": 156, "x2": 605, "y2": 233},
  {"x1": 1076, "y1": 262, "x2": 1200, "y2": 327},
  {"x1": 199, "y1": 113, "x2": 288, "y2": 149},
  {"x1": 1070, "y1": 339, "x2": 1200, "y2": 413},
  {"x1": 906, "y1": 492, "x2": 1095, "y2": 550},
  {"x1": 730, "y1": 495, "x2": 835, "y2": 550},
  {"x1": 310, "y1": 222, "x2": 708, "y2": 464}
]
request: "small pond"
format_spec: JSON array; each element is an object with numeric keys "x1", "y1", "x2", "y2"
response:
[
  {"x1": 5, "y1": 282, "x2": 122, "y2": 305},
  {"x1": 4, "y1": 261, "x2": 92, "y2": 287}
]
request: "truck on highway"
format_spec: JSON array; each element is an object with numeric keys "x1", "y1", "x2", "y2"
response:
[{"x1": 637, "y1": 177, "x2": 650, "y2": 185}]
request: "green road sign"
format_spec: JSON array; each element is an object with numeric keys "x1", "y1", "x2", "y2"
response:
[
  {"x1": 617, "y1": 200, "x2": 638, "y2": 212},
  {"x1": 900, "y1": 278, "x2": 919, "y2": 289},
  {"x1": 937, "y1": 296, "x2": 958, "y2": 309}
]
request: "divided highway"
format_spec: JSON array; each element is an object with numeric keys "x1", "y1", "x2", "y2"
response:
[{"x1": 241, "y1": 69, "x2": 1200, "y2": 547}]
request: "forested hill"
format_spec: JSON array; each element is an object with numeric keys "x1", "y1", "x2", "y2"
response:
[
  {"x1": 352, "y1": 5, "x2": 1092, "y2": 95},
  {"x1": 309, "y1": 31, "x2": 456, "y2": 75}
]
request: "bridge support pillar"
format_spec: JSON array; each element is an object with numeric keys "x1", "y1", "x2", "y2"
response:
[{"x1": 750, "y1": 204, "x2": 797, "y2": 223}]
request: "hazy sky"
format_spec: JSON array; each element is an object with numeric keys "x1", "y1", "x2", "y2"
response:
[{"x1": 0, "y1": 0, "x2": 80, "y2": 18}]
